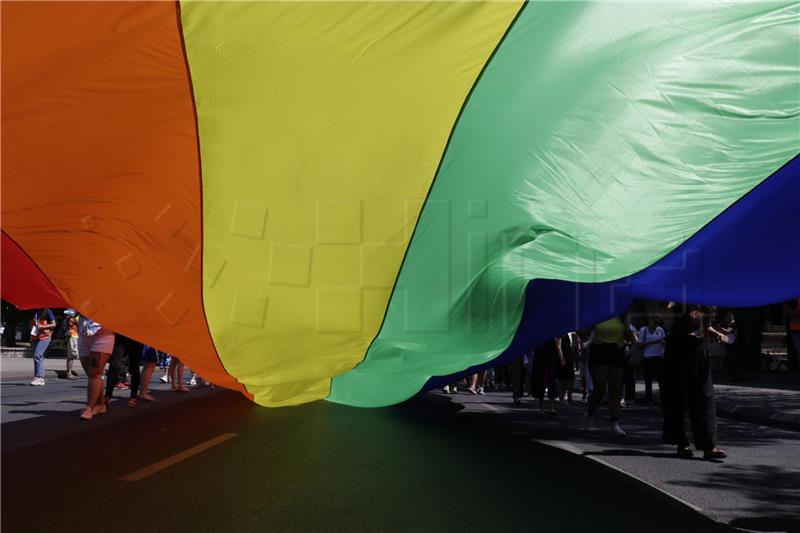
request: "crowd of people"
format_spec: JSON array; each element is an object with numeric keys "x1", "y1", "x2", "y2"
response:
[
  {"x1": 27, "y1": 308, "x2": 209, "y2": 420},
  {"x1": 443, "y1": 302, "x2": 749, "y2": 460},
  {"x1": 22, "y1": 298, "x2": 800, "y2": 449}
]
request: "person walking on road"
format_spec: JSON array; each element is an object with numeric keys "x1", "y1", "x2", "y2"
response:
[
  {"x1": 662, "y1": 305, "x2": 726, "y2": 460},
  {"x1": 30, "y1": 308, "x2": 56, "y2": 386},
  {"x1": 138, "y1": 344, "x2": 160, "y2": 402},
  {"x1": 168, "y1": 354, "x2": 190, "y2": 392},
  {"x1": 558, "y1": 333, "x2": 577, "y2": 404},
  {"x1": 532, "y1": 337, "x2": 563, "y2": 415},
  {"x1": 638, "y1": 316, "x2": 666, "y2": 406},
  {"x1": 64, "y1": 314, "x2": 80, "y2": 379},
  {"x1": 105, "y1": 335, "x2": 145, "y2": 407},
  {"x1": 77, "y1": 317, "x2": 115, "y2": 420},
  {"x1": 584, "y1": 316, "x2": 631, "y2": 437}
]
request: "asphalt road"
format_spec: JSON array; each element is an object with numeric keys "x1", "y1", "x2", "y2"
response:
[
  {"x1": 453, "y1": 391, "x2": 800, "y2": 533},
  {"x1": 1, "y1": 379, "x2": 734, "y2": 533}
]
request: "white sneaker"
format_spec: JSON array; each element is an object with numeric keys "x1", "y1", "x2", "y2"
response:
[
  {"x1": 467, "y1": 387, "x2": 477, "y2": 395},
  {"x1": 583, "y1": 413, "x2": 595, "y2": 431},
  {"x1": 611, "y1": 421, "x2": 626, "y2": 437},
  {"x1": 30, "y1": 377, "x2": 45, "y2": 386},
  {"x1": 160, "y1": 375, "x2": 169, "y2": 384},
  {"x1": 477, "y1": 387, "x2": 485, "y2": 395},
  {"x1": 620, "y1": 399, "x2": 627, "y2": 408},
  {"x1": 442, "y1": 386, "x2": 450, "y2": 394},
  {"x1": 188, "y1": 377, "x2": 197, "y2": 387}
]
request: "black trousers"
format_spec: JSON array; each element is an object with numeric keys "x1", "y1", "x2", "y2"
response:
[
  {"x1": 106, "y1": 342, "x2": 141, "y2": 399},
  {"x1": 510, "y1": 357, "x2": 525, "y2": 399},
  {"x1": 531, "y1": 350, "x2": 558, "y2": 401},
  {"x1": 643, "y1": 356, "x2": 663, "y2": 401},
  {"x1": 662, "y1": 346, "x2": 717, "y2": 450}
]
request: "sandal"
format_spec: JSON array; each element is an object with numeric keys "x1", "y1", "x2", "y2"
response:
[
  {"x1": 127, "y1": 398, "x2": 138, "y2": 408},
  {"x1": 93, "y1": 399, "x2": 108, "y2": 415},
  {"x1": 139, "y1": 393, "x2": 156, "y2": 402},
  {"x1": 79, "y1": 407, "x2": 94, "y2": 420}
]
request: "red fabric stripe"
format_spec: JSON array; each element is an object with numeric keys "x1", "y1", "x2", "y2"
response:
[{"x1": 1, "y1": 231, "x2": 68, "y2": 310}]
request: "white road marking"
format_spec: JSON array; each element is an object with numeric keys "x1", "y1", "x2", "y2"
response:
[
  {"x1": 119, "y1": 433, "x2": 237, "y2": 482},
  {"x1": 481, "y1": 402, "x2": 502, "y2": 412}
]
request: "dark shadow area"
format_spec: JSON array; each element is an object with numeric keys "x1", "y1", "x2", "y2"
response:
[
  {"x1": 3, "y1": 390, "x2": 731, "y2": 533},
  {"x1": 730, "y1": 516, "x2": 800, "y2": 533},
  {"x1": 669, "y1": 464, "x2": 800, "y2": 523},
  {"x1": 6, "y1": 399, "x2": 85, "y2": 408}
]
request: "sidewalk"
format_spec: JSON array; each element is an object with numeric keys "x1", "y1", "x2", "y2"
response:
[
  {"x1": 450, "y1": 390, "x2": 800, "y2": 531},
  {"x1": 1, "y1": 355, "x2": 78, "y2": 381},
  {"x1": 714, "y1": 384, "x2": 800, "y2": 431}
]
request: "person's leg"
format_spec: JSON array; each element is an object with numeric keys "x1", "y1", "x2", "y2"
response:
[
  {"x1": 546, "y1": 350, "x2": 559, "y2": 411},
  {"x1": 653, "y1": 357, "x2": 663, "y2": 404},
  {"x1": 530, "y1": 353, "x2": 545, "y2": 401},
  {"x1": 607, "y1": 366, "x2": 624, "y2": 419},
  {"x1": 31, "y1": 339, "x2": 41, "y2": 379},
  {"x1": 688, "y1": 351, "x2": 718, "y2": 452},
  {"x1": 118, "y1": 348, "x2": 130, "y2": 385},
  {"x1": 510, "y1": 358, "x2": 523, "y2": 403},
  {"x1": 82, "y1": 351, "x2": 111, "y2": 418},
  {"x1": 66, "y1": 354, "x2": 76, "y2": 378},
  {"x1": 79, "y1": 356, "x2": 90, "y2": 376},
  {"x1": 69, "y1": 337, "x2": 79, "y2": 376},
  {"x1": 105, "y1": 344, "x2": 123, "y2": 399},
  {"x1": 469, "y1": 373, "x2": 478, "y2": 393},
  {"x1": 139, "y1": 362, "x2": 157, "y2": 400},
  {"x1": 158, "y1": 353, "x2": 170, "y2": 383},
  {"x1": 168, "y1": 357, "x2": 178, "y2": 389},
  {"x1": 661, "y1": 356, "x2": 690, "y2": 452},
  {"x1": 643, "y1": 358, "x2": 654, "y2": 402},
  {"x1": 172, "y1": 358, "x2": 189, "y2": 392},
  {"x1": 587, "y1": 365, "x2": 608, "y2": 416},
  {"x1": 579, "y1": 360, "x2": 588, "y2": 401},
  {"x1": 128, "y1": 344, "x2": 141, "y2": 400},
  {"x1": 565, "y1": 376, "x2": 574, "y2": 403},
  {"x1": 32, "y1": 337, "x2": 50, "y2": 379},
  {"x1": 623, "y1": 360, "x2": 635, "y2": 403}
]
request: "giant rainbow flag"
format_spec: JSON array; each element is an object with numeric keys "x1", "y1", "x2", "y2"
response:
[{"x1": 3, "y1": 1, "x2": 799, "y2": 407}]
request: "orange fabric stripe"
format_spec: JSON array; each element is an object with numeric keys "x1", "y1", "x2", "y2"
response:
[{"x1": 1, "y1": 1, "x2": 245, "y2": 394}]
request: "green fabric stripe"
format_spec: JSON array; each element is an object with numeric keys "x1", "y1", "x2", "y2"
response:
[{"x1": 329, "y1": 1, "x2": 800, "y2": 407}]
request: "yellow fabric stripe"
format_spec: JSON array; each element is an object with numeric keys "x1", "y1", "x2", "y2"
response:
[{"x1": 180, "y1": 1, "x2": 522, "y2": 406}]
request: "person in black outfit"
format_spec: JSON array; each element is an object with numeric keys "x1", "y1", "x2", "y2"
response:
[
  {"x1": 558, "y1": 333, "x2": 576, "y2": 404},
  {"x1": 105, "y1": 335, "x2": 144, "y2": 407},
  {"x1": 510, "y1": 355, "x2": 525, "y2": 405},
  {"x1": 661, "y1": 305, "x2": 727, "y2": 460},
  {"x1": 531, "y1": 338, "x2": 563, "y2": 415}
]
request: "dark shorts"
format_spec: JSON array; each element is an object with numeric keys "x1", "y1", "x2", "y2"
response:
[
  {"x1": 588, "y1": 343, "x2": 625, "y2": 368},
  {"x1": 142, "y1": 347, "x2": 159, "y2": 364}
]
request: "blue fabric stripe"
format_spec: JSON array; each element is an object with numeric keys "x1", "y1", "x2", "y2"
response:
[{"x1": 425, "y1": 154, "x2": 800, "y2": 392}]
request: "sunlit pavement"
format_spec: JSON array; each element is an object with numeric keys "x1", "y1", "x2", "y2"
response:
[
  {"x1": 450, "y1": 389, "x2": 799, "y2": 533},
  {"x1": 1, "y1": 374, "x2": 796, "y2": 533}
]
